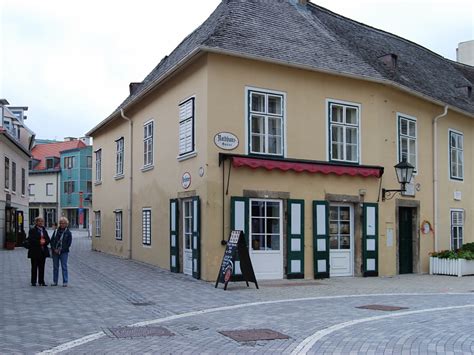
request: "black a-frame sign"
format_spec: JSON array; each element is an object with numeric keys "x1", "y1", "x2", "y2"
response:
[{"x1": 215, "y1": 230, "x2": 259, "y2": 290}]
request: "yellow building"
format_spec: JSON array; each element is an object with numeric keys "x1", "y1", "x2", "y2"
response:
[{"x1": 86, "y1": 0, "x2": 473, "y2": 281}]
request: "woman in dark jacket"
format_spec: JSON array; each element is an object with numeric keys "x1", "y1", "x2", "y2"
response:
[
  {"x1": 50, "y1": 217, "x2": 72, "y2": 287},
  {"x1": 27, "y1": 217, "x2": 50, "y2": 286}
]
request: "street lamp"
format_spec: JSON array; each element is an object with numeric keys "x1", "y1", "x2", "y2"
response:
[{"x1": 382, "y1": 161, "x2": 415, "y2": 201}]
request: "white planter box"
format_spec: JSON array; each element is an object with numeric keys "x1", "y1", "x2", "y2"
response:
[{"x1": 430, "y1": 257, "x2": 474, "y2": 277}]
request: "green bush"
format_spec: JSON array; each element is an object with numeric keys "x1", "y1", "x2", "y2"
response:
[
  {"x1": 431, "y1": 248, "x2": 474, "y2": 260},
  {"x1": 461, "y1": 242, "x2": 474, "y2": 253}
]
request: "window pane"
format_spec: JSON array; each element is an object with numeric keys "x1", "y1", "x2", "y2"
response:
[
  {"x1": 331, "y1": 105, "x2": 343, "y2": 122},
  {"x1": 332, "y1": 126, "x2": 343, "y2": 143},
  {"x1": 340, "y1": 236, "x2": 350, "y2": 249},
  {"x1": 400, "y1": 119, "x2": 407, "y2": 135},
  {"x1": 252, "y1": 201, "x2": 265, "y2": 217},
  {"x1": 251, "y1": 93, "x2": 265, "y2": 112},
  {"x1": 268, "y1": 117, "x2": 281, "y2": 136},
  {"x1": 408, "y1": 121, "x2": 416, "y2": 137},
  {"x1": 268, "y1": 95, "x2": 282, "y2": 115},
  {"x1": 252, "y1": 218, "x2": 265, "y2": 234},
  {"x1": 346, "y1": 127, "x2": 357, "y2": 144},
  {"x1": 251, "y1": 135, "x2": 264, "y2": 153},
  {"x1": 346, "y1": 108, "x2": 357, "y2": 124},
  {"x1": 457, "y1": 135, "x2": 463, "y2": 149},
  {"x1": 340, "y1": 222, "x2": 350, "y2": 234},
  {"x1": 251, "y1": 115, "x2": 265, "y2": 134},
  {"x1": 329, "y1": 223, "x2": 338, "y2": 234},
  {"x1": 450, "y1": 134, "x2": 456, "y2": 148},
  {"x1": 329, "y1": 235, "x2": 338, "y2": 249},
  {"x1": 266, "y1": 202, "x2": 280, "y2": 217},
  {"x1": 266, "y1": 219, "x2": 280, "y2": 234},
  {"x1": 340, "y1": 207, "x2": 350, "y2": 220},
  {"x1": 329, "y1": 207, "x2": 338, "y2": 220},
  {"x1": 268, "y1": 235, "x2": 280, "y2": 250},
  {"x1": 252, "y1": 235, "x2": 265, "y2": 250},
  {"x1": 268, "y1": 136, "x2": 281, "y2": 154},
  {"x1": 346, "y1": 144, "x2": 357, "y2": 161},
  {"x1": 332, "y1": 143, "x2": 343, "y2": 160}
]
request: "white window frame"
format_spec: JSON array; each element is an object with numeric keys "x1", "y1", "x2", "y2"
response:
[
  {"x1": 246, "y1": 87, "x2": 286, "y2": 157},
  {"x1": 94, "y1": 211, "x2": 101, "y2": 237},
  {"x1": 115, "y1": 138, "x2": 124, "y2": 176},
  {"x1": 95, "y1": 149, "x2": 102, "y2": 183},
  {"x1": 249, "y1": 198, "x2": 283, "y2": 253},
  {"x1": 326, "y1": 99, "x2": 361, "y2": 164},
  {"x1": 142, "y1": 208, "x2": 151, "y2": 246},
  {"x1": 28, "y1": 183, "x2": 35, "y2": 196},
  {"x1": 448, "y1": 129, "x2": 463, "y2": 181},
  {"x1": 397, "y1": 113, "x2": 418, "y2": 173},
  {"x1": 64, "y1": 156, "x2": 74, "y2": 169},
  {"x1": 450, "y1": 209, "x2": 464, "y2": 250},
  {"x1": 11, "y1": 161, "x2": 16, "y2": 193},
  {"x1": 178, "y1": 97, "x2": 195, "y2": 158},
  {"x1": 143, "y1": 120, "x2": 154, "y2": 167},
  {"x1": 46, "y1": 183, "x2": 54, "y2": 196},
  {"x1": 114, "y1": 210, "x2": 123, "y2": 240},
  {"x1": 4, "y1": 156, "x2": 10, "y2": 190}
]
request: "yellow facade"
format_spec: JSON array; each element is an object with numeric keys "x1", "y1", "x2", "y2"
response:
[{"x1": 90, "y1": 53, "x2": 473, "y2": 281}]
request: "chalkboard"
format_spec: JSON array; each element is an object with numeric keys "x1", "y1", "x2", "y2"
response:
[{"x1": 215, "y1": 230, "x2": 258, "y2": 290}]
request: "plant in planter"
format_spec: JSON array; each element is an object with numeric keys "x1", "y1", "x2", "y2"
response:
[
  {"x1": 430, "y1": 243, "x2": 474, "y2": 277},
  {"x1": 5, "y1": 232, "x2": 17, "y2": 250}
]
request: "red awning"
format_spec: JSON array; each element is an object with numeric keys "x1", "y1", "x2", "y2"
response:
[{"x1": 232, "y1": 156, "x2": 382, "y2": 178}]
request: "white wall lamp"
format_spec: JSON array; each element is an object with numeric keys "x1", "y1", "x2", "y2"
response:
[{"x1": 382, "y1": 161, "x2": 415, "y2": 201}]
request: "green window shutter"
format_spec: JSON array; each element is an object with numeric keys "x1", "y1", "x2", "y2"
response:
[
  {"x1": 192, "y1": 196, "x2": 201, "y2": 279},
  {"x1": 287, "y1": 199, "x2": 304, "y2": 279},
  {"x1": 313, "y1": 201, "x2": 329, "y2": 279},
  {"x1": 363, "y1": 203, "x2": 378, "y2": 277},
  {"x1": 230, "y1": 196, "x2": 249, "y2": 280},
  {"x1": 169, "y1": 199, "x2": 179, "y2": 273}
]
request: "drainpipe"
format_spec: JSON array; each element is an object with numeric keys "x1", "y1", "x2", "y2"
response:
[
  {"x1": 433, "y1": 105, "x2": 449, "y2": 251},
  {"x1": 120, "y1": 109, "x2": 133, "y2": 259}
]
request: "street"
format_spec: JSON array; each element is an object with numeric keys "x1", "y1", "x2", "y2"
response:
[{"x1": 1, "y1": 231, "x2": 473, "y2": 354}]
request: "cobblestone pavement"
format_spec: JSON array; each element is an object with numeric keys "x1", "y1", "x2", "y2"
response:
[{"x1": 1, "y1": 232, "x2": 473, "y2": 354}]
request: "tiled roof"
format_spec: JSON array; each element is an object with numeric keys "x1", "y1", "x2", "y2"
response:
[
  {"x1": 87, "y1": 0, "x2": 474, "y2": 135},
  {"x1": 31, "y1": 140, "x2": 86, "y2": 171}
]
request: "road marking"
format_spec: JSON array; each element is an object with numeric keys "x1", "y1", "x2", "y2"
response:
[
  {"x1": 39, "y1": 292, "x2": 474, "y2": 354},
  {"x1": 291, "y1": 304, "x2": 474, "y2": 355}
]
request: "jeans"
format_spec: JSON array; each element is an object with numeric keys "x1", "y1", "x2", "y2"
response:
[{"x1": 52, "y1": 252, "x2": 69, "y2": 284}]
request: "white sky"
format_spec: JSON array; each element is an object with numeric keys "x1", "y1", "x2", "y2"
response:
[{"x1": 1, "y1": 0, "x2": 473, "y2": 140}]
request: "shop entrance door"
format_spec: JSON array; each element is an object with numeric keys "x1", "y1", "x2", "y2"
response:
[
  {"x1": 249, "y1": 199, "x2": 283, "y2": 280},
  {"x1": 399, "y1": 207, "x2": 414, "y2": 274},
  {"x1": 329, "y1": 204, "x2": 354, "y2": 276},
  {"x1": 182, "y1": 199, "x2": 193, "y2": 275}
]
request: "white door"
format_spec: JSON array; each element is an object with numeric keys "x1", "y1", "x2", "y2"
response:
[
  {"x1": 249, "y1": 199, "x2": 283, "y2": 280},
  {"x1": 183, "y1": 200, "x2": 193, "y2": 275},
  {"x1": 329, "y1": 204, "x2": 354, "y2": 277}
]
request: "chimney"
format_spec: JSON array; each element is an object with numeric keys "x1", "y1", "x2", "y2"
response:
[
  {"x1": 129, "y1": 82, "x2": 142, "y2": 95},
  {"x1": 64, "y1": 137, "x2": 77, "y2": 142},
  {"x1": 378, "y1": 53, "x2": 398, "y2": 71},
  {"x1": 79, "y1": 137, "x2": 91, "y2": 145}
]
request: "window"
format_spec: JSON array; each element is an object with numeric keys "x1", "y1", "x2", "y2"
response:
[
  {"x1": 29, "y1": 183, "x2": 35, "y2": 196},
  {"x1": 398, "y1": 115, "x2": 417, "y2": 171},
  {"x1": 178, "y1": 98, "x2": 195, "y2": 156},
  {"x1": 87, "y1": 156, "x2": 92, "y2": 169},
  {"x1": 11, "y1": 161, "x2": 16, "y2": 192},
  {"x1": 114, "y1": 211, "x2": 122, "y2": 240},
  {"x1": 95, "y1": 149, "x2": 102, "y2": 182},
  {"x1": 87, "y1": 181, "x2": 92, "y2": 193},
  {"x1": 248, "y1": 90, "x2": 284, "y2": 156},
  {"x1": 142, "y1": 209, "x2": 151, "y2": 245},
  {"x1": 46, "y1": 183, "x2": 54, "y2": 196},
  {"x1": 329, "y1": 206, "x2": 351, "y2": 250},
  {"x1": 449, "y1": 131, "x2": 463, "y2": 180},
  {"x1": 250, "y1": 199, "x2": 282, "y2": 251},
  {"x1": 116, "y1": 138, "x2": 124, "y2": 176},
  {"x1": 451, "y1": 210, "x2": 464, "y2": 250},
  {"x1": 329, "y1": 102, "x2": 359, "y2": 163},
  {"x1": 4, "y1": 157, "x2": 9, "y2": 189},
  {"x1": 143, "y1": 121, "x2": 154, "y2": 166},
  {"x1": 64, "y1": 181, "x2": 75, "y2": 194},
  {"x1": 94, "y1": 211, "x2": 101, "y2": 237},
  {"x1": 64, "y1": 156, "x2": 74, "y2": 169},
  {"x1": 21, "y1": 168, "x2": 25, "y2": 195},
  {"x1": 46, "y1": 158, "x2": 54, "y2": 169}
]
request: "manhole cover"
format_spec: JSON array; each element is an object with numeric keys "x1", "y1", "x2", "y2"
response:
[
  {"x1": 108, "y1": 326, "x2": 174, "y2": 338},
  {"x1": 356, "y1": 304, "x2": 409, "y2": 311},
  {"x1": 219, "y1": 329, "x2": 289, "y2": 342}
]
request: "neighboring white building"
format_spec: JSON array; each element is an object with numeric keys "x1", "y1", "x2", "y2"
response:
[
  {"x1": 457, "y1": 40, "x2": 474, "y2": 66},
  {"x1": 1, "y1": 100, "x2": 35, "y2": 248}
]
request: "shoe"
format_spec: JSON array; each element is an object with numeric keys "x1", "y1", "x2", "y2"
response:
[
  {"x1": 31, "y1": 283, "x2": 36, "y2": 286},
  {"x1": 62, "y1": 284, "x2": 68, "y2": 287},
  {"x1": 51, "y1": 283, "x2": 58, "y2": 286},
  {"x1": 39, "y1": 283, "x2": 48, "y2": 286}
]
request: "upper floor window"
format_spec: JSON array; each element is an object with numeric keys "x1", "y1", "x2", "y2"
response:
[
  {"x1": 451, "y1": 210, "x2": 463, "y2": 250},
  {"x1": 179, "y1": 98, "x2": 195, "y2": 156},
  {"x1": 248, "y1": 90, "x2": 284, "y2": 156},
  {"x1": 4, "y1": 157, "x2": 10, "y2": 189},
  {"x1": 87, "y1": 181, "x2": 92, "y2": 193},
  {"x1": 449, "y1": 130, "x2": 463, "y2": 180},
  {"x1": 328, "y1": 101, "x2": 359, "y2": 163},
  {"x1": 95, "y1": 149, "x2": 102, "y2": 182},
  {"x1": 11, "y1": 161, "x2": 16, "y2": 192},
  {"x1": 64, "y1": 156, "x2": 74, "y2": 169},
  {"x1": 144, "y1": 121, "x2": 154, "y2": 166},
  {"x1": 28, "y1": 183, "x2": 35, "y2": 196},
  {"x1": 398, "y1": 114, "x2": 417, "y2": 171},
  {"x1": 142, "y1": 208, "x2": 151, "y2": 246},
  {"x1": 46, "y1": 183, "x2": 54, "y2": 196},
  {"x1": 21, "y1": 168, "x2": 25, "y2": 195},
  {"x1": 46, "y1": 158, "x2": 54, "y2": 169},
  {"x1": 64, "y1": 181, "x2": 75, "y2": 194},
  {"x1": 87, "y1": 156, "x2": 92, "y2": 169},
  {"x1": 116, "y1": 138, "x2": 124, "y2": 176}
]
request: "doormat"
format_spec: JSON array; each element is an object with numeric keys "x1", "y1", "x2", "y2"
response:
[
  {"x1": 107, "y1": 326, "x2": 174, "y2": 338},
  {"x1": 356, "y1": 304, "x2": 409, "y2": 311},
  {"x1": 219, "y1": 329, "x2": 289, "y2": 342}
]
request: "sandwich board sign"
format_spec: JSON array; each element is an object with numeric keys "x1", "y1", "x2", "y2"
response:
[{"x1": 215, "y1": 230, "x2": 258, "y2": 290}]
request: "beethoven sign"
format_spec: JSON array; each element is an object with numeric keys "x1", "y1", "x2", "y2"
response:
[{"x1": 214, "y1": 132, "x2": 239, "y2": 150}]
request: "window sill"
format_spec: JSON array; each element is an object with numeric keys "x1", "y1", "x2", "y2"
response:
[
  {"x1": 142, "y1": 244, "x2": 152, "y2": 248},
  {"x1": 94, "y1": 181, "x2": 102, "y2": 186},
  {"x1": 11, "y1": 191, "x2": 16, "y2": 195},
  {"x1": 115, "y1": 238, "x2": 123, "y2": 242},
  {"x1": 114, "y1": 174, "x2": 125, "y2": 181},
  {"x1": 177, "y1": 152, "x2": 197, "y2": 162},
  {"x1": 141, "y1": 165, "x2": 154, "y2": 172},
  {"x1": 95, "y1": 235, "x2": 100, "y2": 238}
]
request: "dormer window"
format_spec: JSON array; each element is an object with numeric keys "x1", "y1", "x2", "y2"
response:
[{"x1": 46, "y1": 158, "x2": 54, "y2": 169}]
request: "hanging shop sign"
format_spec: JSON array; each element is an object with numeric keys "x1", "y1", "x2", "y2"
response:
[
  {"x1": 215, "y1": 230, "x2": 258, "y2": 290},
  {"x1": 181, "y1": 172, "x2": 191, "y2": 189},
  {"x1": 214, "y1": 132, "x2": 239, "y2": 151}
]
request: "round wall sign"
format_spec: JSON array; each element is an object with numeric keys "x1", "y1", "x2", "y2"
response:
[
  {"x1": 181, "y1": 172, "x2": 191, "y2": 189},
  {"x1": 214, "y1": 132, "x2": 239, "y2": 150}
]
